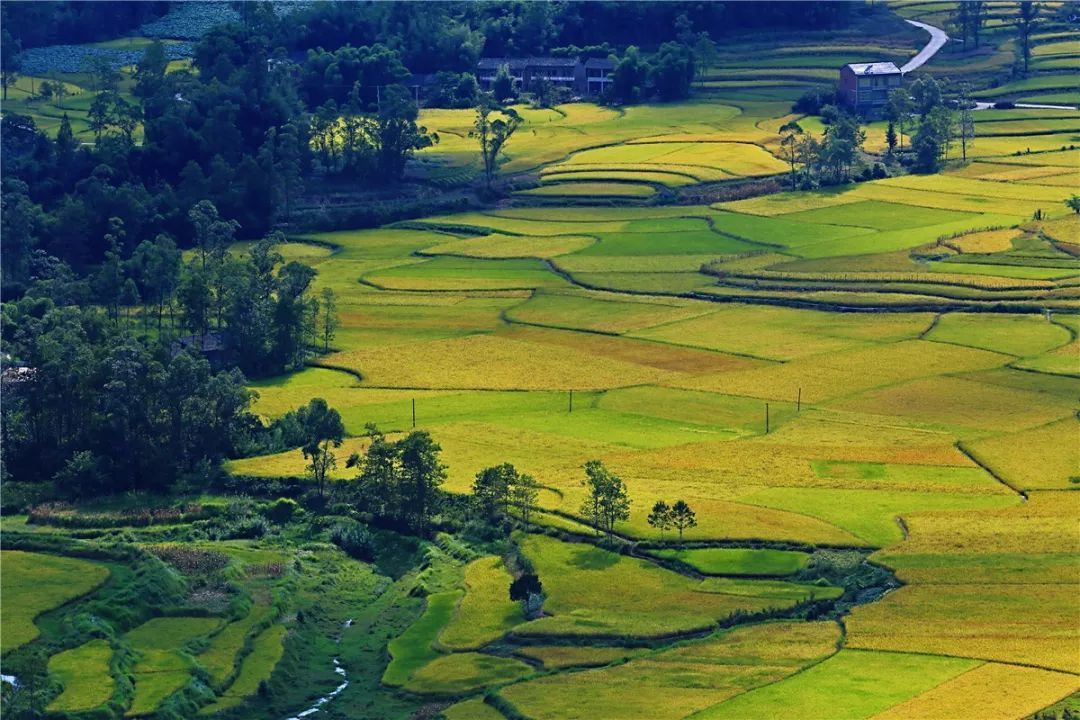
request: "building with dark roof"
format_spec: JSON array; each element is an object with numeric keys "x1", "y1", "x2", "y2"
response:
[
  {"x1": 839, "y1": 62, "x2": 903, "y2": 113},
  {"x1": 477, "y1": 57, "x2": 615, "y2": 96}
]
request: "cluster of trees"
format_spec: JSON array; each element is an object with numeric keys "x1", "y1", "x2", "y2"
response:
[
  {"x1": 349, "y1": 425, "x2": 448, "y2": 533},
  {"x1": 472, "y1": 462, "x2": 541, "y2": 526},
  {"x1": 580, "y1": 460, "x2": 631, "y2": 536},
  {"x1": 608, "y1": 42, "x2": 697, "y2": 104},
  {"x1": 778, "y1": 110, "x2": 868, "y2": 188},
  {"x1": 273, "y1": 1, "x2": 855, "y2": 76},
  {"x1": 886, "y1": 77, "x2": 975, "y2": 172},
  {"x1": 0, "y1": 1, "x2": 167, "y2": 49},
  {"x1": 647, "y1": 500, "x2": 698, "y2": 541},
  {"x1": 0, "y1": 297, "x2": 257, "y2": 491}
]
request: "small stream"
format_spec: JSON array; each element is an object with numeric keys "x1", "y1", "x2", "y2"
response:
[{"x1": 282, "y1": 619, "x2": 352, "y2": 720}]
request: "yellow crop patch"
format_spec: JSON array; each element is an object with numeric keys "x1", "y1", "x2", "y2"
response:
[
  {"x1": 669, "y1": 340, "x2": 1009, "y2": 403},
  {"x1": 827, "y1": 375, "x2": 1077, "y2": 435},
  {"x1": 967, "y1": 417, "x2": 1080, "y2": 490},
  {"x1": 870, "y1": 663, "x2": 1080, "y2": 720},
  {"x1": 330, "y1": 332, "x2": 679, "y2": 390},
  {"x1": 422, "y1": 233, "x2": 595, "y2": 259},
  {"x1": 846, "y1": 583, "x2": 1080, "y2": 673}
]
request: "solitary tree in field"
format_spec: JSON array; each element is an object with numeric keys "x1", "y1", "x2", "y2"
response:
[
  {"x1": 1066, "y1": 195, "x2": 1080, "y2": 214},
  {"x1": 779, "y1": 121, "x2": 804, "y2": 187},
  {"x1": 647, "y1": 500, "x2": 673, "y2": 540},
  {"x1": 580, "y1": 460, "x2": 631, "y2": 536},
  {"x1": 299, "y1": 398, "x2": 345, "y2": 498},
  {"x1": 472, "y1": 101, "x2": 522, "y2": 189},
  {"x1": 955, "y1": 83, "x2": 976, "y2": 162},
  {"x1": 670, "y1": 500, "x2": 697, "y2": 541},
  {"x1": 319, "y1": 287, "x2": 337, "y2": 351},
  {"x1": 1015, "y1": 2, "x2": 1040, "y2": 76}
]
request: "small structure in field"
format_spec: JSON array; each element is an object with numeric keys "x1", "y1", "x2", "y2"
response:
[{"x1": 839, "y1": 62, "x2": 902, "y2": 114}]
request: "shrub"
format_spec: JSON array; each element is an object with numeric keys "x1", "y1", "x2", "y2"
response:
[
  {"x1": 265, "y1": 497, "x2": 298, "y2": 524},
  {"x1": 330, "y1": 521, "x2": 375, "y2": 561},
  {"x1": 793, "y1": 87, "x2": 838, "y2": 115}
]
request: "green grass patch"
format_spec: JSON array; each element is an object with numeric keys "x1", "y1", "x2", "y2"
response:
[
  {"x1": 439, "y1": 556, "x2": 523, "y2": 650},
  {"x1": 403, "y1": 651, "x2": 532, "y2": 695},
  {"x1": 46, "y1": 639, "x2": 116, "y2": 713},
  {"x1": 648, "y1": 548, "x2": 810, "y2": 576},
  {"x1": 198, "y1": 605, "x2": 275, "y2": 686},
  {"x1": 695, "y1": 649, "x2": 980, "y2": 720},
  {"x1": 126, "y1": 616, "x2": 221, "y2": 716},
  {"x1": 740, "y1": 488, "x2": 1018, "y2": 547},
  {"x1": 0, "y1": 550, "x2": 110, "y2": 653},
  {"x1": 382, "y1": 590, "x2": 462, "y2": 686},
  {"x1": 198, "y1": 624, "x2": 287, "y2": 714},
  {"x1": 926, "y1": 313, "x2": 1072, "y2": 356},
  {"x1": 514, "y1": 535, "x2": 835, "y2": 639}
]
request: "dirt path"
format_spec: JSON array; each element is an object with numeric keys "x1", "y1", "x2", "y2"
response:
[{"x1": 902, "y1": 19, "x2": 949, "y2": 73}]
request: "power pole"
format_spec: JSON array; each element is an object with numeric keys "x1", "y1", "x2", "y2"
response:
[
  {"x1": 569, "y1": 389, "x2": 573, "y2": 413},
  {"x1": 765, "y1": 403, "x2": 770, "y2": 434},
  {"x1": 797, "y1": 387, "x2": 801, "y2": 414},
  {"x1": 411, "y1": 398, "x2": 416, "y2": 428}
]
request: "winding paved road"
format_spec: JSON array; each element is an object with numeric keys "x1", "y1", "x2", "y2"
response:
[{"x1": 901, "y1": 19, "x2": 950, "y2": 73}]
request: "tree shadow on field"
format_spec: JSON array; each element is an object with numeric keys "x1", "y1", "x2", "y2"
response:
[{"x1": 568, "y1": 545, "x2": 619, "y2": 571}]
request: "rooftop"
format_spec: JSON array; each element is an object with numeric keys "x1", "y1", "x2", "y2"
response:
[{"x1": 844, "y1": 62, "x2": 902, "y2": 75}]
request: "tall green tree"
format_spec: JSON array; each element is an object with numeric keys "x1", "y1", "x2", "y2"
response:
[
  {"x1": 319, "y1": 287, "x2": 338, "y2": 351},
  {"x1": 511, "y1": 472, "x2": 540, "y2": 528},
  {"x1": 580, "y1": 460, "x2": 631, "y2": 536},
  {"x1": 298, "y1": 398, "x2": 345, "y2": 498},
  {"x1": 610, "y1": 46, "x2": 648, "y2": 104},
  {"x1": 647, "y1": 500, "x2": 673, "y2": 540},
  {"x1": 885, "y1": 87, "x2": 913, "y2": 151},
  {"x1": 472, "y1": 101, "x2": 522, "y2": 189},
  {"x1": 473, "y1": 462, "x2": 516, "y2": 518},
  {"x1": 1015, "y1": 1, "x2": 1040, "y2": 75},
  {"x1": 397, "y1": 430, "x2": 446, "y2": 533},
  {"x1": 371, "y1": 84, "x2": 437, "y2": 180},
  {"x1": 779, "y1": 120, "x2": 804, "y2": 186},
  {"x1": 670, "y1": 500, "x2": 697, "y2": 541}
]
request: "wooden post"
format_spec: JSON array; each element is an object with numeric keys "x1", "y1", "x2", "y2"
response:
[
  {"x1": 411, "y1": 398, "x2": 416, "y2": 428},
  {"x1": 765, "y1": 403, "x2": 770, "y2": 434},
  {"x1": 569, "y1": 389, "x2": 573, "y2": 413},
  {"x1": 797, "y1": 387, "x2": 801, "y2": 414}
]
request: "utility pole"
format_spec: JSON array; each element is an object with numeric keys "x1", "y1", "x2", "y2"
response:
[
  {"x1": 568, "y1": 389, "x2": 573, "y2": 413},
  {"x1": 412, "y1": 398, "x2": 416, "y2": 428},
  {"x1": 765, "y1": 403, "x2": 770, "y2": 434},
  {"x1": 797, "y1": 387, "x2": 801, "y2": 414}
]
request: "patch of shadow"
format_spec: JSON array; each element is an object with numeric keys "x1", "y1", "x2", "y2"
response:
[{"x1": 568, "y1": 545, "x2": 620, "y2": 571}]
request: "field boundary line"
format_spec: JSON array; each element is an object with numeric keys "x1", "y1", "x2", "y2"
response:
[
  {"x1": 842, "y1": 645, "x2": 1080, "y2": 677},
  {"x1": 954, "y1": 442, "x2": 1028, "y2": 500}
]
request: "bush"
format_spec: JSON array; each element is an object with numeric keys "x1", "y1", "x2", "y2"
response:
[
  {"x1": 793, "y1": 87, "x2": 838, "y2": 115},
  {"x1": 330, "y1": 520, "x2": 375, "y2": 561},
  {"x1": 265, "y1": 497, "x2": 298, "y2": 524},
  {"x1": 993, "y1": 100, "x2": 1016, "y2": 110}
]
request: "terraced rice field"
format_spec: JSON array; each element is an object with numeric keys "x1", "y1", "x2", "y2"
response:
[{"x1": 213, "y1": 25, "x2": 1080, "y2": 718}]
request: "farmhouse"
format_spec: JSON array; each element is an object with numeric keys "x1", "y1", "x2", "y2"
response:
[
  {"x1": 477, "y1": 57, "x2": 615, "y2": 96},
  {"x1": 839, "y1": 62, "x2": 902, "y2": 114}
]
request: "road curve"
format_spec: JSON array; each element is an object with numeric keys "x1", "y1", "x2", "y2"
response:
[{"x1": 902, "y1": 19, "x2": 949, "y2": 73}]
